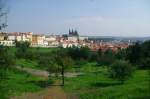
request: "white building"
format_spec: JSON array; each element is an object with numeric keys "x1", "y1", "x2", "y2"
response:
[
  {"x1": 68, "y1": 36, "x2": 78, "y2": 42},
  {"x1": 45, "y1": 35, "x2": 56, "y2": 42},
  {"x1": 0, "y1": 40, "x2": 15, "y2": 46}
]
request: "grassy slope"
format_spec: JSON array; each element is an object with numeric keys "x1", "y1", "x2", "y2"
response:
[
  {"x1": 63, "y1": 65, "x2": 150, "y2": 99},
  {"x1": 6, "y1": 70, "x2": 46, "y2": 96},
  {"x1": 3, "y1": 47, "x2": 57, "y2": 98},
  {"x1": 16, "y1": 59, "x2": 39, "y2": 69},
  {"x1": 10, "y1": 47, "x2": 58, "y2": 69}
]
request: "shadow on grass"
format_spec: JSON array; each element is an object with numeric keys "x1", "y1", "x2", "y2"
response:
[{"x1": 91, "y1": 82, "x2": 121, "y2": 87}]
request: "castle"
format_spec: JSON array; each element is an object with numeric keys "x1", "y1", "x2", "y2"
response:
[{"x1": 69, "y1": 29, "x2": 79, "y2": 36}]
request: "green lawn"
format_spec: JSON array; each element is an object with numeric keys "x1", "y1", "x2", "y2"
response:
[
  {"x1": 28, "y1": 47, "x2": 58, "y2": 53},
  {"x1": 7, "y1": 47, "x2": 58, "y2": 54},
  {"x1": 16, "y1": 59, "x2": 39, "y2": 69},
  {"x1": 63, "y1": 65, "x2": 150, "y2": 99},
  {"x1": 1, "y1": 69, "x2": 50, "y2": 98}
]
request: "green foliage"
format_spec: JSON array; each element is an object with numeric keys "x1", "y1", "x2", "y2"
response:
[
  {"x1": 125, "y1": 40, "x2": 150, "y2": 69},
  {"x1": 97, "y1": 48, "x2": 102, "y2": 57},
  {"x1": 15, "y1": 41, "x2": 31, "y2": 59},
  {"x1": 4, "y1": 69, "x2": 46, "y2": 97},
  {"x1": 0, "y1": 45, "x2": 15, "y2": 99},
  {"x1": 97, "y1": 49, "x2": 115, "y2": 66},
  {"x1": 108, "y1": 60, "x2": 134, "y2": 83},
  {"x1": 64, "y1": 66, "x2": 149, "y2": 99},
  {"x1": 0, "y1": 45, "x2": 15, "y2": 69},
  {"x1": 115, "y1": 49, "x2": 126, "y2": 60},
  {"x1": 140, "y1": 58, "x2": 150, "y2": 69},
  {"x1": 67, "y1": 46, "x2": 91, "y2": 60},
  {"x1": 126, "y1": 42, "x2": 141, "y2": 64},
  {"x1": 89, "y1": 51, "x2": 99, "y2": 62}
]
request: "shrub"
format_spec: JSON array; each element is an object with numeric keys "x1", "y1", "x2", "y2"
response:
[
  {"x1": 97, "y1": 54, "x2": 115, "y2": 66},
  {"x1": 108, "y1": 60, "x2": 134, "y2": 83}
]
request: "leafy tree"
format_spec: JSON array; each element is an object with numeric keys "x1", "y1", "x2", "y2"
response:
[
  {"x1": 97, "y1": 49, "x2": 115, "y2": 66},
  {"x1": 89, "y1": 51, "x2": 99, "y2": 62},
  {"x1": 15, "y1": 41, "x2": 31, "y2": 59},
  {"x1": 38, "y1": 49, "x2": 74, "y2": 85},
  {"x1": 97, "y1": 48, "x2": 102, "y2": 57},
  {"x1": 0, "y1": 0, "x2": 8, "y2": 31},
  {"x1": 0, "y1": 45, "x2": 15, "y2": 99},
  {"x1": 108, "y1": 60, "x2": 133, "y2": 83},
  {"x1": 115, "y1": 49, "x2": 126, "y2": 60},
  {"x1": 56, "y1": 56, "x2": 74, "y2": 85},
  {"x1": 140, "y1": 40, "x2": 150, "y2": 68},
  {"x1": 126, "y1": 42, "x2": 141, "y2": 64},
  {"x1": 67, "y1": 46, "x2": 90, "y2": 60}
]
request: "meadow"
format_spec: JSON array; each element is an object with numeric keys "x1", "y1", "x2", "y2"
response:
[
  {"x1": 64, "y1": 64, "x2": 150, "y2": 99},
  {"x1": 1, "y1": 46, "x2": 150, "y2": 99}
]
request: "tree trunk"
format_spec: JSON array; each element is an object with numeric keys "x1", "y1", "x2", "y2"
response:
[{"x1": 61, "y1": 65, "x2": 64, "y2": 86}]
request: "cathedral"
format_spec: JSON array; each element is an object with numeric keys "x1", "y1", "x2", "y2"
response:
[{"x1": 69, "y1": 29, "x2": 79, "y2": 36}]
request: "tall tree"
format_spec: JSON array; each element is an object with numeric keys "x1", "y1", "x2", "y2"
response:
[
  {"x1": 126, "y1": 42, "x2": 141, "y2": 64},
  {"x1": 0, "y1": 0, "x2": 8, "y2": 31},
  {"x1": 0, "y1": 45, "x2": 15, "y2": 99}
]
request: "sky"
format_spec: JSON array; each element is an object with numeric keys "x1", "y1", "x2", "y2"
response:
[{"x1": 6, "y1": 0, "x2": 150, "y2": 36}]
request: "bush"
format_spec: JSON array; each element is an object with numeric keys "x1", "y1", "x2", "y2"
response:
[
  {"x1": 67, "y1": 46, "x2": 91, "y2": 60},
  {"x1": 140, "y1": 58, "x2": 150, "y2": 69},
  {"x1": 97, "y1": 54, "x2": 115, "y2": 66},
  {"x1": 108, "y1": 60, "x2": 134, "y2": 83}
]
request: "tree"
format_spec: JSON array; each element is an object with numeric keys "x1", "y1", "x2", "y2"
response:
[
  {"x1": 67, "y1": 46, "x2": 91, "y2": 60},
  {"x1": 108, "y1": 60, "x2": 133, "y2": 83},
  {"x1": 57, "y1": 56, "x2": 74, "y2": 86},
  {"x1": 38, "y1": 49, "x2": 74, "y2": 86},
  {"x1": 97, "y1": 49, "x2": 115, "y2": 66},
  {"x1": 0, "y1": 45, "x2": 15, "y2": 99},
  {"x1": 0, "y1": 0, "x2": 8, "y2": 31},
  {"x1": 15, "y1": 41, "x2": 31, "y2": 59},
  {"x1": 140, "y1": 40, "x2": 150, "y2": 68},
  {"x1": 97, "y1": 48, "x2": 102, "y2": 57},
  {"x1": 115, "y1": 49, "x2": 126, "y2": 60},
  {"x1": 126, "y1": 42, "x2": 141, "y2": 64}
]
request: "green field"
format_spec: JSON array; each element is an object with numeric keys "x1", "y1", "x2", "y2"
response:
[
  {"x1": 63, "y1": 64, "x2": 150, "y2": 99},
  {"x1": 0, "y1": 69, "x2": 49, "y2": 99},
  {"x1": 3, "y1": 47, "x2": 150, "y2": 99}
]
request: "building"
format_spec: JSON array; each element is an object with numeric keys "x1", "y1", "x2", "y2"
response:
[
  {"x1": 68, "y1": 29, "x2": 79, "y2": 42},
  {"x1": 7, "y1": 32, "x2": 33, "y2": 42},
  {"x1": 45, "y1": 35, "x2": 56, "y2": 42},
  {"x1": 32, "y1": 35, "x2": 45, "y2": 47},
  {"x1": 0, "y1": 32, "x2": 7, "y2": 41},
  {"x1": 0, "y1": 40, "x2": 15, "y2": 46}
]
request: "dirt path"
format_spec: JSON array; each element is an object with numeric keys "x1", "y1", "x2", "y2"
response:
[
  {"x1": 12, "y1": 67, "x2": 79, "y2": 99},
  {"x1": 16, "y1": 66, "x2": 83, "y2": 78},
  {"x1": 12, "y1": 82, "x2": 67, "y2": 99}
]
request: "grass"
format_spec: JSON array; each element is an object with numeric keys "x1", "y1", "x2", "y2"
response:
[
  {"x1": 16, "y1": 59, "x2": 39, "y2": 69},
  {"x1": 63, "y1": 65, "x2": 150, "y2": 99},
  {"x1": 28, "y1": 47, "x2": 58, "y2": 53},
  {"x1": 4, "y1": 47, "x2": 150, "y2": 98},
  {"x1": 7, "y1": 47, "x2": 58, "y2": 53},
  {"x1": 1, "y1": 69, "x2": 51, "y2": 98}
]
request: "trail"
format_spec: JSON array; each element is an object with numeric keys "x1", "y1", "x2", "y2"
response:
[
  {"x1": 16, "y1": 66, "x2": 83, "y2": 78},
  {"x1": 12, "y1": 67, "x2": 79, "y2": 99},
  {"x1": 12, "y1": 84, "x2": 67, "y2": 99}
]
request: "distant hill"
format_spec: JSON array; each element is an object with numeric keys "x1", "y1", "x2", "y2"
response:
[{"x1": 87, "y1": 36, "x2": 150, "y2": 42}]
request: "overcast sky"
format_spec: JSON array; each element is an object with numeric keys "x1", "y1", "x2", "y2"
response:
[{"x1": 7, "y1": 0, "x2": 150, "y2": 37}]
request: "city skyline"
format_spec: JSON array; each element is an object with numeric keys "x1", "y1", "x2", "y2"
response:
[{"x1": 7, "y1": 0, "x2": 150, "y2": 37}]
